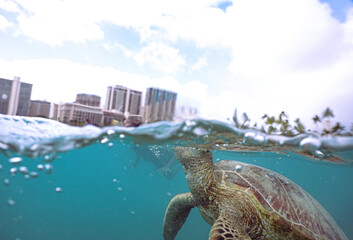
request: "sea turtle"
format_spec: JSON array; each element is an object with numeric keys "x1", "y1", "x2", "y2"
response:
[{"x1": 163, "y1": 147, "x2": 348, "y2": 240}]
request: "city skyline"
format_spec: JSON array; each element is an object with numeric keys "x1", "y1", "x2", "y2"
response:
[{"x1": 1, "y1": 0, "x2": 353, "y2": 127}]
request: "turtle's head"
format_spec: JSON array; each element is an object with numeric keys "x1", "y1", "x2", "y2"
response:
[
  {"x1": 174, "y1": 146, "x2": 215, "y2": 201},
  {"x1": 173, "y1": 146, "x2": 213, "y2": 169}
]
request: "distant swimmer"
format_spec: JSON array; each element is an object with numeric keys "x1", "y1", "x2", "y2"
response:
[{"x1": 132, "y1": 145, "x2": 180, "y2": 179}]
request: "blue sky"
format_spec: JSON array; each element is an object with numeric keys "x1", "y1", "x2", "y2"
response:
[{"x1": 0, "y1": 0, "x2": 353, "y2": 126}]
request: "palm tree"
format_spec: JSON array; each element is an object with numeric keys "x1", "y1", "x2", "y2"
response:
[
  {"x1": 322, "y1": 108, "x2": 334, "y2": 118},
  {"x1": 294, "y1": 118, "x2": 305, "y2": 134}
]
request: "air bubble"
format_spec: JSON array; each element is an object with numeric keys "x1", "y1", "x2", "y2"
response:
[
  {"x1": 112, "y1": 178, "x2": 118, "y2": 183},
  {"x1": 235, "y1": 164, "x2": 242, "y2": 172},
  {"x1": 119, "y1": 134, "x2": 125, "y2": 139},
  {"x1": 117, "y1": 187, "x2": 123, "y2": 192},
  {"x1": 43, "y1": 153, "x2": 56, "y2": 163},
  {"x1": 19, "y1": 166, "x2": 29, "y2": 174},
  {"x1": 7, "y1": 199, "x2": 15, "y2": 206},
  {"x1": 10, "y1": 167, "x2": 18, "y2": 175},
  {"x1": 107, "y1": 129, "x2": 115, "y2": 135},
  {"x1": 100, "y1": 137, "x2": 109, "y2": 144},
  {"x1": 37, "y1": 164, "x2": 44, "y2": 171},
  {"x1": 9, "y1": 157, "x2": 22, "y2": 165},
  {"x1": 4, "y1": 178, "x2": 10, "y2": 186},
  {"x1": 108, "y1": 142, "x2": 114, "y2": 148},
  {"x1": 24, "y1": 174, "x2": 30, "y2": 180},
  {"x1": 55, "y1": 187, "x2": 62, "y2": 193},
  {"x1": 0, "y1": 164, "x2": 2, "y2": 170},
  {"x1": 166, "y1": 192, "x2": 172, "y2": 197},
  {"x1": 30, "y1": 172, "x2": 39, "y2": 178},
  {"x1": 44, "y1": 164, "x2": 53, "y2": 174},
  {"x1": 130, "y1": 210, "x2": 136, "y2": 215}
]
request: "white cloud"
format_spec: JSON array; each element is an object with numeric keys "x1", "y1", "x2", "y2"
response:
[
  {"x1": 14, "y1": 0, "x2": 104, "y2": 46},
  {"x1": 0, "y1": 0, "x2": 20, "y2": 12},
  {"x1": 0, "y1": 14, "x2": 13, "y2": 32},
  {"x1": 191, "y1": 56, "x2": 208, "y2": 71},
  {"x1": 1, "y1": 0, "x2": 353, "y2": 125},
  {"x1": 134, "y1": 42, "x2": 186, "y2": 74}
]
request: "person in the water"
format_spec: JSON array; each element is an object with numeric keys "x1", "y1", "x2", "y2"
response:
[
  {"x1": 123, "y1": 117, "x2": 180, "y2": 179},
  {"x1": 132, "y1": 145, "x2": 180, "y2": 179}
]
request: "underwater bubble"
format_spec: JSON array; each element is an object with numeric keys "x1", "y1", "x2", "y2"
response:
[
  {"x1": 235, "y1": 164, "x2": 242, "y2": 172},
  {"x1": 7, "y1": 199, "x2": 15, "y2": 206},
  {"x1": 37, "y1": 164, "x2": 44, "y2": 171},
  {"x1": 216, "y1": 158, "x2": 220, "y2": 162},
  {"x1": 9, "y1": 157, "x2": 22, "y2": 165},
  {"x1": 44, "y1": 164, "x2": 53, "y2": 174},
  {"x1": 123, "y1": 166, "x2": 128, "y2": 171},
  {"x1": 55, "y1": 187, "x2": 62, "y2": 193},
  {"x1": 130, "y1": 210, "x2": 136, "y2": 215},
  {"x1": 19, "y1": 166, "x2": 29, "y2": 174},
  {"x1": 166, "y1": 192, "x2": 172, "y2": 197},
  {"x1": 4, "y1": 178, "x2": 10, "y2": 186},
  {"x1": 43, "y1": 153, "x2": 56, "y2": 163},
  {"x1": 107, "y1": 129, "x2": 115, "y2": 135},
  {"x1": 119, "y1": 134, "x2": 125, "y2": 139},
  {"x1": 117, "y1": 187, "x2": 123, "y2": 192},
  {"x1": 30, "y1": 172, "x2": 39, "y2": 178},
  {"x1": 10, "y1": 167, "x2": 18, "y2": 175},
  {"x1": 122, "y1": 197, "x2": 127, "y2": 201},
  {"x1": 100, "y1": 137, "x2": 109, "y2": 144},
  {"x1": 112, "y1": 178, "x2": 118, "y2": 183},
  {"x1": 30, "y1": 143, "x2": 39, "y2": 151},
  {"x1": 0, "y1": 164, "x2": 2, "y2": 170},
  {"x1": 24, "y1": 174, "x2": 30, "y2": 180},
  {"x1": 108, "y1": 142, "x2": 114, "y2": 148},
  {"x1": 1, "y1": 93, "x2": 8, "y2": 100}
]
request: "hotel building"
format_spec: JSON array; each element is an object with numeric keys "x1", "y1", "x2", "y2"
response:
[
  {"x1": 104, "y1": 85, "x2": 142, "y2": 125},
  {"x1": 58, "y1": 94, "x2": 103, "y2": 126},
  {"x1": 0, "y1": 77, "x2": 32, "y2": 116},
  {"x1": 144, "y1": 87, "x2": 177, "y2": 123},
  {"x1": 28, "y1": 100, "x2": 51, "y2": 118}
]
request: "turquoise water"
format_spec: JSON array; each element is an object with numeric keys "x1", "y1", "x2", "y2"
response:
[{"x1": 0, "y1": 115, "x2": 353, "y2": 240}]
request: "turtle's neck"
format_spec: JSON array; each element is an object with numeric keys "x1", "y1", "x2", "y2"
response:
[{"x1": 174, "y1": 147, "x2": 216, "y2": 205}]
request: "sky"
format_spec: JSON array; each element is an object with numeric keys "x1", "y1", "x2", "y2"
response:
[{"x1": 0, "y1": 0, "x2": 353, "y2": 127}]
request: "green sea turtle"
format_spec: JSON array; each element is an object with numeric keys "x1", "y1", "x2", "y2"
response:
[{"x1": 163, "y1": 147, "x2": 348, "y2": 240}]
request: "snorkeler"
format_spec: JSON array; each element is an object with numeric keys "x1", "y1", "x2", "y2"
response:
[
  {"x1": 123, "y1": 117, "x2": 180, "y2": 179},
  {"x1": 132, "y1": 145, "x2": 180, "y2": 179}
]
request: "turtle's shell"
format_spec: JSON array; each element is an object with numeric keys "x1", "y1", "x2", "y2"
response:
[{"x1": 213, "y1": 160, "x2": 347, "y2": 240}]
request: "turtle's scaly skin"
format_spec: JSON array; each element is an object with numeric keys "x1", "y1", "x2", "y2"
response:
[{"x1": 163, "y1": 147, "x2": 348, "y2": 240}]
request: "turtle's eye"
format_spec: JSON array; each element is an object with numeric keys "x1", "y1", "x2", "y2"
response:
[{"x1": 206, "y1": 149, "x2": 210, "y2": 153}]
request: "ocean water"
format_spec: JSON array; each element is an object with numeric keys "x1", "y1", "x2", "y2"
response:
[{"x1": 0, "y1": 115, "x2": 352, "y2": 240}]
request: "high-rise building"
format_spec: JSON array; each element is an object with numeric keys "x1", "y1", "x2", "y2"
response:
[
  {"x1": 58, "y1": 102, "x2": 103, "y2": 126},
  {"x1": 28, "y1": 100, "x2": 51, "y2": 118},
  {"x1": 104, "y1": 85, "x2": 142, "y2": 125},
  {"x1": 58, "y1": 93, "x2": 103, "y2": 126},
  {"x1": 0, "y1": 77, "x2": 32, "y2": 116},
  {"x1": 75, "y1": 93, "x2": 101, "y2": 107},
  {"x1": 144, "y1": 87, "x2": 177, "y2": 123}
]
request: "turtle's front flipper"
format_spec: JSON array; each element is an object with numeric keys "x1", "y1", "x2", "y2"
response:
[
  {"x1": 163, "y1": 192, "x2": 196, "y2": 240},
  {"x1": 209, "y1": 210, "x2": 251, "y2": 240}
]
